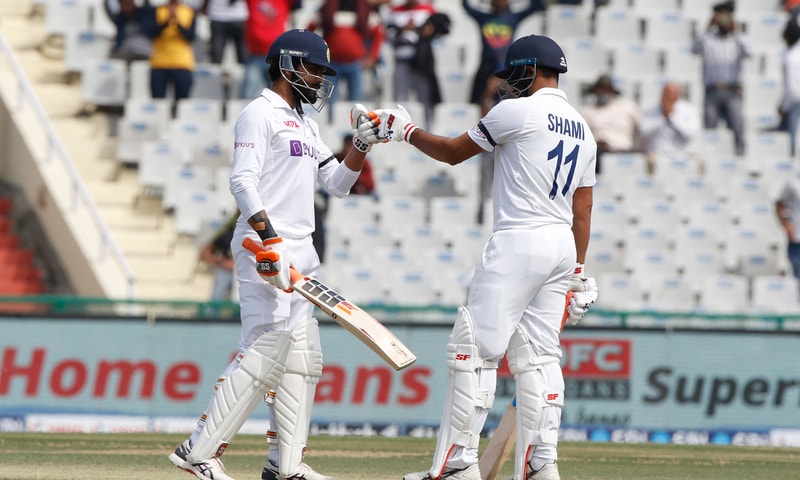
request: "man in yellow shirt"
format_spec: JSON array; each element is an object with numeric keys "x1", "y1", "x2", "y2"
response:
[{"x1": 146, "y1": 0, "x2": 197, "y2": 101}]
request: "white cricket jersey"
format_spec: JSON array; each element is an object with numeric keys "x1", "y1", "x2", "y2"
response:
[
  {"x1": 468, "y1": 88, "x2": 597, "y2": 231},
  {"x1": 230, "y1": 89, "x2": 347, "y2": 239}
]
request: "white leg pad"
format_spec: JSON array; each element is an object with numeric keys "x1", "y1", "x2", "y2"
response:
[
  {"x1": 275, "y1": 320, "x2": 324, "y2": 478},
  {"x1": 188, "y1": 330, "x2": 292, "y2": 462},
  {"x1": 430, "y1": 307, "x2": 497, "y2": 478},
  {"x1": 506, "y1": 326, "x2": 562, "y2": 480}
]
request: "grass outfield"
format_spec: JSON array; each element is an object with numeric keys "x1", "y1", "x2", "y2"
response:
[{"x1": 0, "y1": 433, "x2": 798, "y2": 480}]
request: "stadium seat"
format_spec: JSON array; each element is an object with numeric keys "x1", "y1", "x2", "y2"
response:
[
  {"x1": 595, "y1": 8, "x2": 642, "y2": 45},
  {"x1": 431, "y1": 102, "x2": 481, "y2": 138},
  {"x1": 561, "y1": 38, "x2": 610, "y2": 82},
  {"x1": 333, "y1": 265, "x2": 387, "y2": 305},
  {"x1": 137, "y1": 140, "x2": 181, "y2": 196},
  {"x1": 586, "y1": 229, "x2": 625, "y2": 275},
  {"x1": 190, "y1": 63, "x2": 225, "y2": 100},
  {"x1": 725, "y1": 225, "x2": 782, "y2": 277},
  {"x1": 595, "y1": 272, "x2": 646, "y2": 311},
  {"x1": 394, "y1": 224, "x2": 445, "y2": 254},
  {"x1": 128, "y1": 60, "x2": 151, "y2": 99},
  {"x1": 64, "y1": 31, "x2": 112, "y2": 74},
  {"x1": 174, "y1": 189, "x2": 226, "y2": 237},
  {"x1": 665, "y1": 175, "x2": 717, "y2": 206},
  {"x1": 81, "y1": 58, "x2": 127, "y2": 108},
  {"x1": 384, "y1": 268, "x2": 439, "y2": 307},
  {"x1": 162, "y1": 164, "x2": 213, "y2": 212},
  {"x1": 681, "y1": 247, "x2": 730, "y2": 291},
  {"x1": 633, "y1": 0, "x2": 681, "y2": 13},
  {"x1": 625, "y1": 247, "x2": 681, "y2": 278},
  {"x1": 640, "y1": 274, "x2": 696, "y2": 313},
  {"x1": 429, "y1": 196, "x2": 476, "y2": 228},
  {"x1": 744, "y1": 13, "x2": 787, "y2": 52},
  {"x1": 673, "y1": 224, "x2": 722, "y2": 253},
  {"x1": 437, "y1": 223, "x2": 488, "y2": 263},
  {"x1": 169, "y1": 119, "x2": 219, "y2": 164},
  {"x1": 698, "y1": 129, "x2": 737, "y2": 159},
  {"x1": 176, "y1": 98, "x2": 224, "y2": 125},
  {"x1": 696, "y1": 274, "x2": 750, "y2": 314},
  {"x1": 623, "y1": 224, "x2": 673, "y2": 252},
  {"x1": 601, "y1": 152, "x2": 648, "y2": 180},
  {"x1": 544, "y1": 5, "x2": 591, "y2": 39},
  {"x1": 116, "y1": 119, "x2": 161, "y2": 165},
  {"x1": 378, "y1": 196, "x2": 427, "y2": 228},
  {"x1": 191, "y1": 142, "x2": 231, "y2": 169},
  {"x1": 614, "y1": 174, "x2": 666, "y2": 205},
  {"x1": 751, "y1": 275, "x2": 800, "y2": 314},
  {"x1": 684, "y1": 199, "x2": 731, "y2": 230},
  {"x1": 610, "y1": 43, "x2": 661, "y2": 80},
  {"x1": 743, "y1": 76, "x2": 782, "y2": 116},
  {"x1": 592, "y1": 198, "x2": 628, "y2": 240},
  {"x1": 327, "y1": 195, "x2": 378, "y2": 227},
  {"x1": 629, "y1": 196, "x2": 681, "y2": 229},
  {"x1": 373, "y1": 168, "x2": 409, "y2": 199},
  {"x1": 44, "y1": 0, "x2": 91, "y2": 40},
  {"x1": 651, "y1": 154, "x2": 701, "y2": 186},
  {"x1": 746, "y1": 130, "x2": 792, "y2": 160},
  {"x1": 643, "y1": 10, "x2": 691, "y2": 49},
  {"x1": 345, "y1": 223, "x2": 394, "y2": 254}
]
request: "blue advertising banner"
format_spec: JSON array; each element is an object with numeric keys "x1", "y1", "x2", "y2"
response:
[{"x1": 2, "y1": 317, "x2": 799, "y2": 445}]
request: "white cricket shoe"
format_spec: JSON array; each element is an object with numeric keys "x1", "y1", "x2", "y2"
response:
[
  {"x1": 403, "y1": 464, "x2": 481, "y2": 480},
  {"x1": 168, "y1": 439, "x2": 235, "y2": 480},
  {"x1": 528, "y1": 462, "x2": 560, "y2": 480},
  {"x1": 261, "y1": 459, "x2": 335, "y2": 480}
]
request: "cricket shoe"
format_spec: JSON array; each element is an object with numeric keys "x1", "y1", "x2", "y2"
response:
[
  {"x1": 262, "y1": 459, "x2": 335, "y2": 480},
  {"x1": 168, "y1": 439, "x2": 235, "y2": 480},
  {"x1": 527, "y1": 462, "x2": 560, "y2": 480},
  {"x1": 403, "y1": 464, "x2": 481, "y2": 480}
]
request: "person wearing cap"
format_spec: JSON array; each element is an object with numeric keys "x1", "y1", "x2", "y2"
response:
[
  {"x1": 167, "y1": 29, "x2": 386, "y2": 480},
  {"x1": 691, "y1": 0, "x2": 751, "y2": 156},
  {"x1": 579, "y1": 73, "x2": 642, "y2": 174},
  {"x1": 376, "y1": 33, "x2": 598, "y2": 480}
]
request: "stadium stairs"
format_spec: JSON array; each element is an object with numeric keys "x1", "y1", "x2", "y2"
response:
[{"x1": 0, "y1": 1, "x2": 213, "y2": 300}]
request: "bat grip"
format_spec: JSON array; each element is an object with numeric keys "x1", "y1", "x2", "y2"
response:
[{"x1": 242, "y1": 237, "x2": 303, "y2": 284}]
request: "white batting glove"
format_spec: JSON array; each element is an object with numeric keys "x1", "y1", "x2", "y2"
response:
[
  {"x1": 350, "y1": 103, "x2": 382, "y2": 153},
  {"x1": 376, "y1": 104, "x2": 418, "y2": 143},
  {"x1": 566, "y1": 278, "x2": 598, "y2": 325},
  {"x1": 256, "y1": 237, "x2": 293, "y2": 292},
  {"x1": 568, "y1": 264, "x2": 594, "y2": 293}
]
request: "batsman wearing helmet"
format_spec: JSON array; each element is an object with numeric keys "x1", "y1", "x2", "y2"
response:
[
  {"x1": 376, "y1": 34, "x2": 599, "y2": 480},
  {"x1": 168, "y1": 29, "x2": 385, "y2": 480}
]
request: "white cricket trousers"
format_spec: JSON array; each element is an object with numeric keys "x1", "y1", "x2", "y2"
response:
[
  {"x1": 231, "y1": 227, "x2": 320, "y2": 351},
  {"x1": 467, "y1": 224, "x2": 575, "y2": 362}
]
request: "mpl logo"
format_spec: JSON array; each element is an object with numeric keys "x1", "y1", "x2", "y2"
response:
[{"x1": 285, "y1": 120, "x2": 300, "y2": 128}]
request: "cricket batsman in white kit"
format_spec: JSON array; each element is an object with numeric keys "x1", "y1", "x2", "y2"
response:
[
  {"x1": 168, "y1": 29, "x2": 386, "y2": 480},
  {"x1": 375, "y1": 34, "x2": 599, "y2": 480}
]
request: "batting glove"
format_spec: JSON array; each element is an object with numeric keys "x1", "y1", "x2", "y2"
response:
[
  {"x1": 566, "y1": 277, "x2": 598, "y2": 325},
  {"x1": 350, "y1": 103, "x2": 382, "y2": 153},
  {"x1": 568, "y1": 264, "x2": 595, "y2": 293},
  {"x1": 256, "y1": 237, "x2": 293, "y2": 292},
  {"x1": 377, "y1": 104, "x2": 417, "y2": 143}
]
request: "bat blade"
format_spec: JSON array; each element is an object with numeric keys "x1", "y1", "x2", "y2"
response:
[
  {"x1": 242, "y1": 238, "x2": 416, "y2": 370},
  {"x1": 479, "y1": 398, "x2": 516, "y2": 480}
]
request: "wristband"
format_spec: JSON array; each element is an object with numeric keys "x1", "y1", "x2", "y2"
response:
[{"x1": 352, "y1": 135, "x2": 371, "y2": 153}]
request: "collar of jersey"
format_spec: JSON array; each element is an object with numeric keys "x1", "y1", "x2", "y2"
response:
[
  {"x1": 260, "y1": 88, "x2": 296, "y2": 111},
  {"x1": 531, "y1": 87, "x2": 567, "y2": 100}
]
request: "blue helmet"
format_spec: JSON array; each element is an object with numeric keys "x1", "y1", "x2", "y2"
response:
[
  {"x1": 266, "y1": 29, "x2": 337, "y2": 76},
  {"x1": 495, "y1": 34, "x2": 568, "y2": 79}
]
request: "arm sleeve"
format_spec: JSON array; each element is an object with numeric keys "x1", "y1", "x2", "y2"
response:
[{"x1": 230, "y1": 109, "x2": 268, "y2": 220}]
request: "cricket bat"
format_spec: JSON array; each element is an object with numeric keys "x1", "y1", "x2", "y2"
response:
[
  {"x1": 479, "y1": 396, "x2": 516, "y2": 480},
  {"x1": 242, "y1": 237, "x2": 417, "y2": 371},
  {"x1": 479, "y1": 293, "x2": 575, "y2": 479}
]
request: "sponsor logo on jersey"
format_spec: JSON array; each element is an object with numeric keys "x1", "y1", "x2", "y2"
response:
[
  {"x1": 234, "y1": 141, "x2": 255, "y2": 149},
  {"x1": 289, "y1": 140, "x2": 319, "y2": 159},
  {"x1": 470, "y1": 124, "x2": 486, "y2": 141},
  {"x1": 284, "y1": 120, "x2": 300, "y2": 128}
]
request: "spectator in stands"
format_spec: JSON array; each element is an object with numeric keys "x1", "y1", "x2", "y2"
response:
[
  {"x1": 580, "y1": 73, "x2": 641, "y2": 173},
  {"x1": 104, "y1": 0, "x2": 154, "y2": 62},
  {"x1": 240, "y1": 0, "x2": 299, "y2": 99},
  {"x1": 385, "y1": 0, "x2": 437, "y2": 127},
  {"x1": 691, "y1": 0, "x2": 751, "y2": 156},
  {"x1": 200, "y1": 214, "x2": 237, "y2": 301},
  {"x1": 786, "y1": 0, "x2": 800, "y2": 14},
  {"x1": 780, "y1": 11, "x2": 800, "y2": 156},
  {"x1": 313, "y1": 133, "x2": 375, "y2": 261},
  {"x1": 639, "y1": 81, "x2": 701, "y2": 173},
  {"x1": 145, "y1": 0, "x2": 197, "y2": 103},
  {"x1": 200, "y1": 0, "x2": 248, "y2": 65},
  {"x1": 463, "y1": 0, "x2": 544, "y2": 107},
  {"x1": 308, "y1": 0, "x2": 386, "y2": 118},
  {"x1": 775, "y1": 173, "x2": 800, "y2": 282}
]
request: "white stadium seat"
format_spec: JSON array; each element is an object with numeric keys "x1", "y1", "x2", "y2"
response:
[
  {"x1": 696, "y1": 274, "x2": 750, "y2": 314},
  {"x1": 751, "y1": 275, "x2": 800, "y2": 314}
]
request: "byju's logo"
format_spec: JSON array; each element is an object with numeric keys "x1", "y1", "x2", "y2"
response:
[{"x1": 289, "y1": 140, "x2": 302, "y2": 157}]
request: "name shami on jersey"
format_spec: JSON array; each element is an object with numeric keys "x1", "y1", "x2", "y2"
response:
[{"x1": 547, "y1": 113, "x2": 585, "y2": 140}]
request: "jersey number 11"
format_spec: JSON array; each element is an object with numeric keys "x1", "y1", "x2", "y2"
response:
[{"x1": 548, "y1": 140, "x2": 580, "y2": 199}]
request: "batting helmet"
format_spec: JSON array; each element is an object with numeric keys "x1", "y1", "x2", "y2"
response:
[
  {"x1": 266, "y1": 29, "x2": 337, "y2": 76},
  {"x1": 495, "y1": 34, "x2": 568, "y2": 79}
]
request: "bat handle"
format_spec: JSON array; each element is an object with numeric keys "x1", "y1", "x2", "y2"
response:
[
  {"x1": 241, "y1": 237, "x2": 303, "y2": 284},
  {"x1": 560, "y1": 291, "x2": 574, "y2": 332}
]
